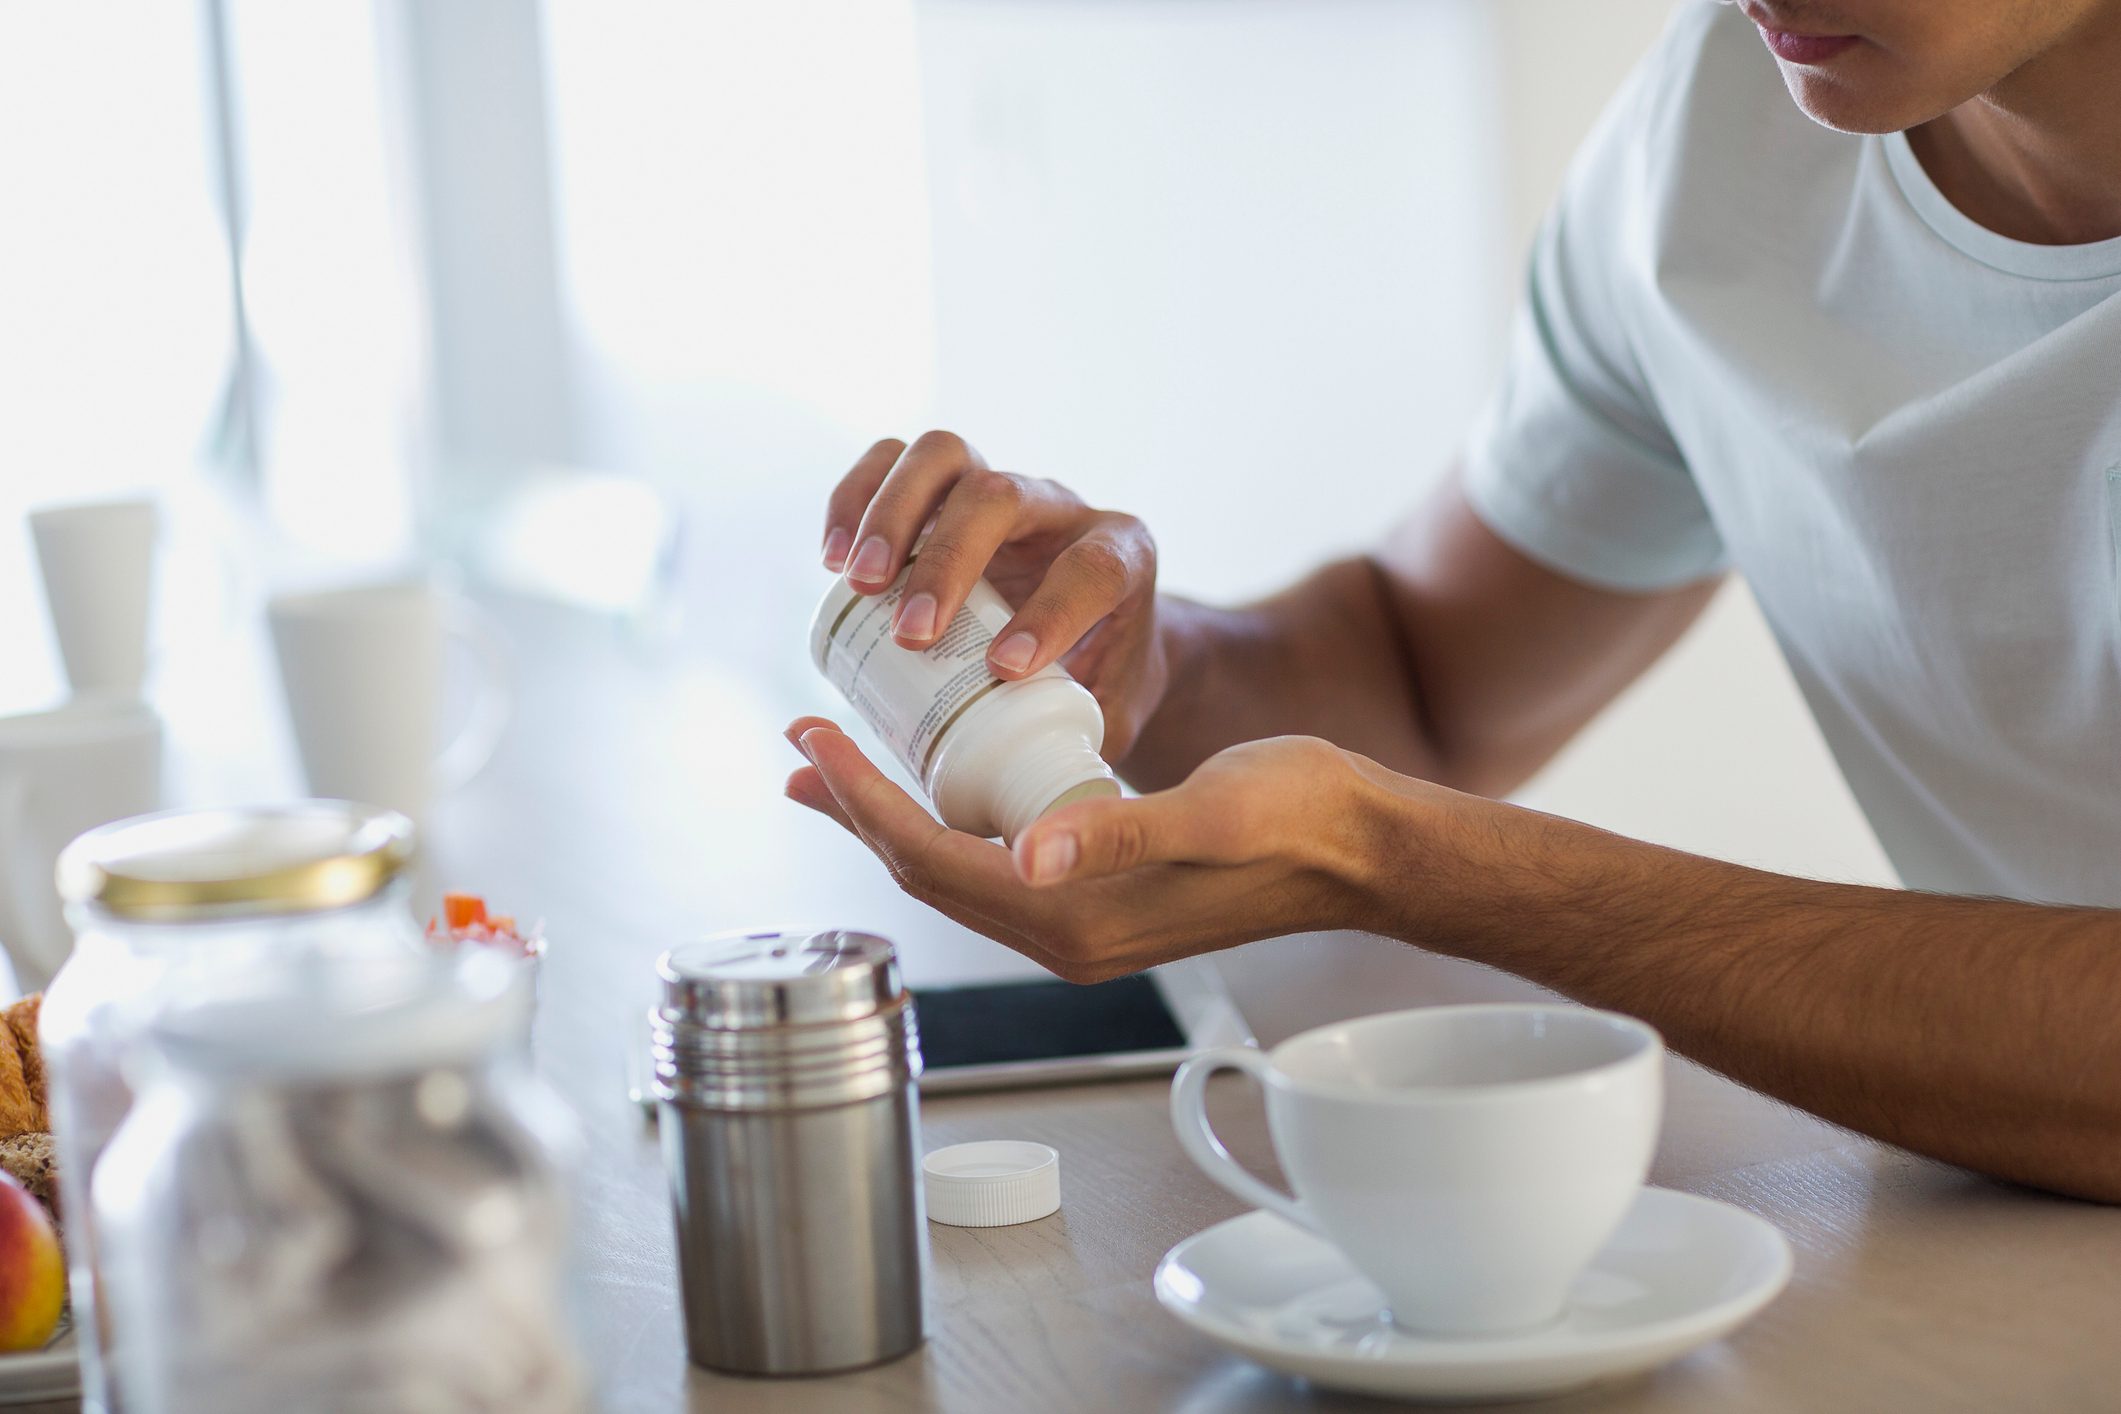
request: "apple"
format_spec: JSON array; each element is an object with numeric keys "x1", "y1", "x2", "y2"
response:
[{"x1": 0, "y1": 1171, "x2": 62, "y2": 1352}]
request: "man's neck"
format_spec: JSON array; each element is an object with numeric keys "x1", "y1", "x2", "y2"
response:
[{"x1": 1906, "y1": 8, "x2": 2121, "y2": 246}]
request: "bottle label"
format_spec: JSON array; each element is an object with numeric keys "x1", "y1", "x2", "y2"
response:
[{"x1": 818, "y1": 573, "x2": 1039, "y2": 782}]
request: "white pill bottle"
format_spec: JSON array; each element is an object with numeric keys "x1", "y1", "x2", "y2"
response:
[{"x1": 810, "y1": 566, "x2": 1120, "y2": 843}]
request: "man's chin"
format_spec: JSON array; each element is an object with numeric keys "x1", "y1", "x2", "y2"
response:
[{"x1": 1777, "y1": 67, "x2": 1943, "y2": 136}]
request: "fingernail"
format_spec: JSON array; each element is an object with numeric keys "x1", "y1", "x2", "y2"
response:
[
  {"x1": 796, "y1": 728, "x2": 825, "y2": 761},
  {"x1": 991, "y1": 631, "x2": 1037, "y2": 674},
  {"x1": 848, "y1": 536, "x2": 891, "y2": 584},
  {"x1": 1028, "y1": 831, "x2": 1079, "y2": 885},
  {"x1": 896, "y1": 592, "x2": 937, "y2": 642},
  {"x1": 821, "y1": 527, "x2": 852, "y2": 571}
]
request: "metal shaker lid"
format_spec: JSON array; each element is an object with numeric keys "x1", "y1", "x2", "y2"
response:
[{"x1": 657, "y1": 928, "x2": 903, "y2": 1030}]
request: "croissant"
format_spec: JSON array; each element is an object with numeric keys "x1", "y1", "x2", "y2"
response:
[
  {"x1": 0, "y1": 994, "x2": 46, "y2": 1140},
  {"x1": 0, "y1": 995, "x2": 55, "y2": 1221}
]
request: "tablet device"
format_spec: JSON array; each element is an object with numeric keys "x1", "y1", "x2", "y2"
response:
[{"x1": 913, "y1": 957, "x2": 1255, "y2": 1093}]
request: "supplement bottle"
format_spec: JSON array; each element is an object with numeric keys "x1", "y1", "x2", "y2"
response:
[{"x1": 810, "y1": 568, "x2": 1119, "y2": 842}]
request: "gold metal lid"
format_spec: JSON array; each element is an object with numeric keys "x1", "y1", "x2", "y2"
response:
[{"x1": 56, "y1": 801, "x2": 417, "y2": 921}]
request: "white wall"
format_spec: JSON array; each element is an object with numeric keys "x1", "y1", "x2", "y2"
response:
[{"x1": 914, "y1": 0, "x2": 1505, "y2": 598}]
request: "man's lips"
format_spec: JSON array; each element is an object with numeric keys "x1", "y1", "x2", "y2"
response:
[
  {"x1": 1758, "y1": 26, "x2": 1860, "y2": 64},
  {"x1": 1739, "y1": 4, "x2": 1861, "y2": 64}
]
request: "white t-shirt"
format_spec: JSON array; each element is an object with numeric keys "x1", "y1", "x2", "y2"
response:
[{"x1": 1464, "y1": 1, "x2": 2121, "y2": 906}]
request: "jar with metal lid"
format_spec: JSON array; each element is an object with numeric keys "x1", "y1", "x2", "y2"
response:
[
  {"x1": 651, "y1": 927, "x2": 926, "y2": 1375},
  {"x1": 93, "y1": 948, "x2": 585, "y2": 1414},
  {"x1": 44, "y1": 801, "x2": 426, "y2": 1413}
]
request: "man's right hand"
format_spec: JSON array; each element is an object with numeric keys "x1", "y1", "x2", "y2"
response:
[{"x1": 822, "y1": 431, "x2": 1168, "y2": 762}]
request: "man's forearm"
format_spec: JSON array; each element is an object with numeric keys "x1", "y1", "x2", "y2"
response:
[
  {"x1": 1121, "y1": 558, "x2": 1444, "y2": 792},
  {"x1": 1361, "y1": 790, "x2": 2121, "y2": 1200}
]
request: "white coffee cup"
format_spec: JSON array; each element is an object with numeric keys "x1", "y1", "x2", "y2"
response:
[
  {"x1": 266, "y1": 583, "x2": 512, "y2": 825},
  {"x1": 0, "y1": 701, "x2": 164, "y2": 988},
  {"x1": 1172, "y1": 1003, "x2": 1662, "y2": 1337},
  {"x1": 29, "y1": 498, "x2": 159, "y2": 702}
]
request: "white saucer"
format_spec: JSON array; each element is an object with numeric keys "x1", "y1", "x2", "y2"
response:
[{"x1": 1153, "y1": 1186, "x2": 1791, "y2": 1404}]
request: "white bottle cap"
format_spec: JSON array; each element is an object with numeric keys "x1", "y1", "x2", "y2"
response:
[
  {"x1": 922, "y1": 1141, "x2": 1062, "y2": 1227},
  {"x1": 990, "y1": 739, "x2": 1119, "y2": 845}
]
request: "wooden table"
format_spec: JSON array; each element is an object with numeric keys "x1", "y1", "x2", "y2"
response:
[
  {"x1": 543, "y1": 941, "x2": 2121, "y2": 1414},
  {"x1": 467, "y1": 595, "x2": 2121, "y2": 1414},
  {"x1": 32, "y1": 590, "x2": 2121, "y2": 1411}
]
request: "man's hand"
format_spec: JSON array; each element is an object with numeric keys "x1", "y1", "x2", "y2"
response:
[
  {"x1": 820, "y1": 432, "x2": 1168, "y2": 761},
  {"x1": 781, "y1": 715, "x2": 1431, "y2": 981}
]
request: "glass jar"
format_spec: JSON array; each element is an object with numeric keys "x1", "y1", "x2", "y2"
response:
[
  {"x1": 92, "y1": 950, "x2": 585, "y2": 1414},
  {"x1": 45, "y1": 802, "x2": 425, "y2": 1413}
]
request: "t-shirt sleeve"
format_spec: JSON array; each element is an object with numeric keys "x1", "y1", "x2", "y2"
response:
[{"x1": 1462, "y1": 11, "x2": 1729, "y2": 593}]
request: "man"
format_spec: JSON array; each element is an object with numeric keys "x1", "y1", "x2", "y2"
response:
[{"x1": 784, "y1": 0, "x2": 2121, "y2": 1200}]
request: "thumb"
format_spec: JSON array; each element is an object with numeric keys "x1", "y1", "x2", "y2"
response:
[{"x1": 1012, "y1": 789, "x2": 1217, "y2": 886}]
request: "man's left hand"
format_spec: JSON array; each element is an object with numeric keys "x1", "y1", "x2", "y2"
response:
[{"x1": 782, "y1": 718, "x2": 1447, "y2": 980}]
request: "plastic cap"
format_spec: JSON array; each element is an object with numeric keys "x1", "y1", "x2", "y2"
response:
[
  {"x1": 991, "y1": 739, "x2": 1118, "y2": 846},
  {"x1": 923, "y1": 1141, "x2": 1061, "y2": 1227}
]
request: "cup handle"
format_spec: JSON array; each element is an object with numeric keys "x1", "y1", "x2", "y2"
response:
[
  {"x1": 433, "y1": 596, "x2": 514, "y2": 795},
  {"x1": 1170, "y1": 1047, "x2": 1321, "y2": 1234}
]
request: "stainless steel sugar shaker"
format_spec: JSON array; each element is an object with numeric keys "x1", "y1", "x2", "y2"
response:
[{"x1": 651, "y1": 928, "x2": 927, "y2": 1375}]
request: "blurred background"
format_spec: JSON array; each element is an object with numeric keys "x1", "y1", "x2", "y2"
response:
[{"x1": 0, "y1": 0, "x2": 1892, "y2": 978}]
